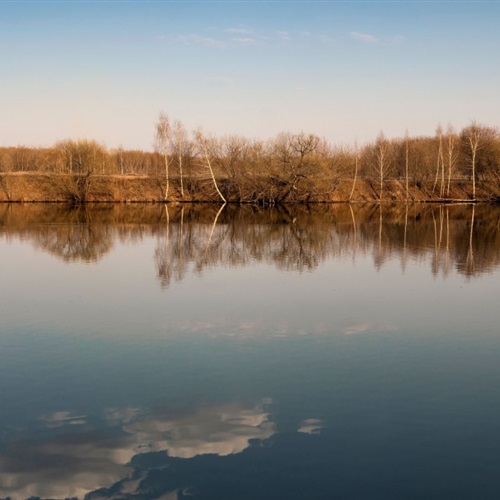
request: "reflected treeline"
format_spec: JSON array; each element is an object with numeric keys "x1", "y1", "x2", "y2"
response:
[
  {"x1": 0, "y1": 203, "x2": 168, "y2": 263},
  {"x1": 1, "y1": 203, "x2": 499, "y2": 278}
]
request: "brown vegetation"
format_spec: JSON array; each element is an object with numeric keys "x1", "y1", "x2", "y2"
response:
[{"x1": 1, "y1": 120, "x2": 500, "y2": 203}]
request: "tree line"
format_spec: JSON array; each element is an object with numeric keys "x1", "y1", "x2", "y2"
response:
[{"x1": 1, "y1": 117, "x2": 499, "y2": 203}]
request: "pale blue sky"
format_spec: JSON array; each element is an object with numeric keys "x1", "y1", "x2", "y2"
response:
[{"x1": 1, "y1": 1, "x2": 499, "y2": 150}]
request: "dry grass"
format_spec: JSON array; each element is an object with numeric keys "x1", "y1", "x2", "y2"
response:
[{"x1": 1, "y1": 172, "x2": 499, "y2": 203}]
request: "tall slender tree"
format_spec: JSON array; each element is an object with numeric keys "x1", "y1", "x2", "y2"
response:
[
  {"x1": 446, "y1": 125, "x2": 458, "y2": 197},
  {"x1": 462, "y1": 121, "x2": 482, "y2": 201},
  {"x1": 195, "y1": 129, "x2": 226, "y2": 203},
  {"x1": 174, "y1": 120, "x2": 186, "y2": 198},
  {"x1": 375, "y1": 132, "x2": 389, "y2": 201},
  {"x1": 155, "y1": 113, "x2": 171, "y2": 200},
  {"x1": 349, "y1": 142, "x2": 359, "y2": 202}
]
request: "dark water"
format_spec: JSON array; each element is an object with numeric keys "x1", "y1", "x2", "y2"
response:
[{"x1": 1, "y1": 203, "x2": 500, "y2": 500}]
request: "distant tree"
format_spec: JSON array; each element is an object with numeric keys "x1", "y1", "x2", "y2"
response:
[
  {"x1": 55, "y1": 140, "x2": 108, "y2": 175},
  {"x1": 115, "y1": 147, "x2": 125, "y2": 175}
]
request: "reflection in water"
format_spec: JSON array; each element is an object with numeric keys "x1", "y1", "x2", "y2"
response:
[
  {"x1": 122, "y1": 402, "x2": 275, "y2": 459},
  {"x1": 1, "y1": 202, "x2": 500, "y2": 279},
  {"x1": 297, "y1": 418, "x2": 323, "y2": 434},
  {"x1": 0, "y1": 204, "x2": 115, "y2": 262},
  {"x1": 465, "y1": 204, "x2": 476, "y2": 275},
  {"x1": 32, "y1": 221, "x2": 114, "y2": 263},
  {"x1": 0, "y1": 401, "x2": 276, "y2": 500},
  {"x1": 2, "y1": 203, "x2": 500, "y2": 499}
]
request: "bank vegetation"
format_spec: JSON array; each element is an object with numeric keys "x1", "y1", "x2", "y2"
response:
[{"x1": 1, "y1": 119, "x2": 500, "y2": 204}]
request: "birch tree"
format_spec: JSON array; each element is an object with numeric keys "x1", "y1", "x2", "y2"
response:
[
  {"x1": 195, "y1": 129, "x2": 226, "y2": 203},
  {"x1": 349, "y1": 142, "x2": 359, "y2": 202},
  {"x1": 432, "y1": 124, "x2": 445, "y2": 197},
  {"x1": 462, "y1": 121, "x2": 481, "y2": 201},
  {"x1": 155, "y1": 113, "x2": 171, "y2": 200},
  {"x1": 174, "y1": 120, "x2": 186, "y2": 198},
  {"x1": 445, "y1": 125, "x2": 458, "y2": 197},
  {"x1": 404, "y1": 130, "x2": 410, "y2": 202},
  {"x1": 375, "y1": 132, "x2": 389, "y2": 201}
]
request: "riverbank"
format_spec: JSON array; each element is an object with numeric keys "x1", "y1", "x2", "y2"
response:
[{"x1": 1, "y1": 172, "x2": 499, "y2": 203}]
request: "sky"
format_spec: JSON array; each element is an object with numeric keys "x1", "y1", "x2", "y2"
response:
[{"x1": 1, "y1": 0, "x2": 500, "y2": 151}]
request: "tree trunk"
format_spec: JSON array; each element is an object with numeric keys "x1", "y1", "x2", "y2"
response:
[
  {"x1": 349, "y1": 146, "x2": 358, "y2": 202},
  {"x1": 198, "y1": 132, "x2": 226, "y2": 203}
]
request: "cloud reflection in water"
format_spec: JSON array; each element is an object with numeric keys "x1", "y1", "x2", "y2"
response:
[{"x1": 0, "y1": 402, "x2": 275, "y2": 500}]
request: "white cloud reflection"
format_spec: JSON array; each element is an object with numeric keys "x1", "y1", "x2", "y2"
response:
[
  {"x1": 177, "y1": 316, "x2": 398, "y2": 339},
  {"x1": 124, "y1": 403, "x2": 275, "y2": 459},
  {"x1": 298, "y1": 418, "x2": 323, "y2": 434},
  {"x1": 342, "y1": 321, "x2": 372, "y2": 335},
  {"x1": 0, "y1": 401, "x2": 274, "y2": 500},
  {"x1": 0, "y1": 400, "x2": 325, "y2": 499},
  {"x1": 342, "y1": 320, "x2": 398, "y2": 335},
  {"x1": 0, "y1": 441, "x2": 132, "y2": 500},
  {"x1": 41, "y1": 410, "x2": 87, "y2": 428}
]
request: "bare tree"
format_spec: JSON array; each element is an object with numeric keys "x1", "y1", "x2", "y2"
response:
[
  {"x1": 174, "y1": 120, "x2": 186, "y2": 198},
  {"x1": 375, "y1": 132, "x2": 389, "y2": 201},
  {"x1": 56, "y1": 140, "x2": 73, "y2": 173},
  {"x1": 195, "y1": 129, "x2": 226, "y2": 203},
  {"x1": 268, "y1": 132, "x2": 320, "y2": 203},
  {"x1": 462, "y1": 121, "x2": 482, "y2": 201},
  {"x1": 432, "y1": 124, "x2": 445, "y2": 197},
  {"x1": 349, "y1": 142, "x2": 359, "y2": 202},
  {"x1": 404, "y1": 130, "x2": 410, "y2": 202},
  {"x1": 446, "y1": 125, "x2": 459, "y2": 197},
  {"x1": 155, "y1": 113, "x2": 171, "y2": 201}
]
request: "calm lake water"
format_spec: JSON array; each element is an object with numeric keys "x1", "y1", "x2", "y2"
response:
[{"x1": 1, "y1": 203, "x2": 500, "y2": 500}]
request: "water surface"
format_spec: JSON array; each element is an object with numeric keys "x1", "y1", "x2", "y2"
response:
[{"x1": 1, "y1": 203, "x2": 500, "y2": 499}]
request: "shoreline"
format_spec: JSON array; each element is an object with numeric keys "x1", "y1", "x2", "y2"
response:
[{"x1": 1, "y1": 172, "x2": 499, "y2": 204}]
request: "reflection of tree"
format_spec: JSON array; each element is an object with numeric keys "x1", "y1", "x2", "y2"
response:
[
  {"x1": 401, "y1": 203, "x2": 408, "y2": 272},
  {"x1": 464, "y1": 205, "x2": 476, "y2": 277},
  {"x1": 30, "y1": 206, "x2": 114, "y2": 262},
  {"x1": 349, "y1": 203, "x2": 358, "y2": 261},
  {"x1": 0, "y1": 204, "x2": 169, "y2": 263},
  {"x1": 429, "y1": 206, "x2": 451, "y2": 279},
  {"x1": 373, "y1": 204, "x2": 386, "y2": 270},
  {"x1": 196, "y1": 203, "x2": 228, "y2": 272},
  {"x1": 2, "y1": 203, "x2": 500, "y2": 279},
  {"x1": 155, "y1": 205, "x2": 172, "y2": 286},
  {"x1": 270, "y1": 206, "x2": 319, "y2": 272},
  {"x1": 153, "y1": 205, "x2": 360, "y2": 283}
]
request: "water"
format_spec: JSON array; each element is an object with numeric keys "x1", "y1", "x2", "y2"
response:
[{"x1": 1, "y1": 203, "x2": 500, "y2": 499}]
